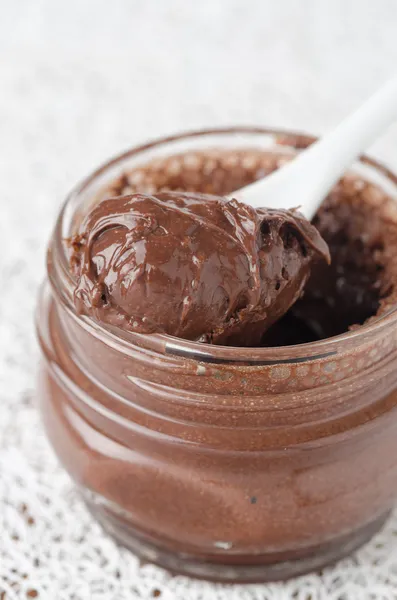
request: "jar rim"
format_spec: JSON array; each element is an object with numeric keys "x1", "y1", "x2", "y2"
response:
[{"x1": 48, "y1": 126, "x2": 397, "y2": 365}]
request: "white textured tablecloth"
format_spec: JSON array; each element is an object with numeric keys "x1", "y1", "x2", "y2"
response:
[{"x1": 2, "y1": 1, "x2": 397, "y2": 598}]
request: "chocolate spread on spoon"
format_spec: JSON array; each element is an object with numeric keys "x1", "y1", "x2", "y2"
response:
[{"x1": 69, "y1": 191, "x2": 329, "y2": 346}]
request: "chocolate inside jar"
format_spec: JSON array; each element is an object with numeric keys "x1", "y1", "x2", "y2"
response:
[{"x1": 92, "y1": 147, "x2": 397, "y2": 346}]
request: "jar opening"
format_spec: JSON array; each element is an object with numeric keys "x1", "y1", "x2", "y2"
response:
[{"x1": 48, "y1": 127, "x2": 397, "y2": 365}]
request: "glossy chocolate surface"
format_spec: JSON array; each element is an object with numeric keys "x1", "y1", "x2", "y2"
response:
[{"x1": 69, "y1": 191, "x2": 328, "y2": 346}]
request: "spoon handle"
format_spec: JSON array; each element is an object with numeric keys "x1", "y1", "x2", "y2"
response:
[{"x1": 237, "y1": 75, "x2": 397, "y2": 220}]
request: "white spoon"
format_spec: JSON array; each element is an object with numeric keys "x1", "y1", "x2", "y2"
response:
[{"x1": 235, "y1": 76, "x2": 397, "y2": 220}]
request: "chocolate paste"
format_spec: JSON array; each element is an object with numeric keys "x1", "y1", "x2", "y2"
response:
[
  {"x1": 89, "y1": 148, "x2": 397, "y2": 344},
  {"x1": 69, "y1": 192, "x2": 328, "y2": 346}
]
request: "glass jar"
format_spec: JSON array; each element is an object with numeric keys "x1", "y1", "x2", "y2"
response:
[{"x1": 36, "y1": 128, "x2": 397, "y2": 582}]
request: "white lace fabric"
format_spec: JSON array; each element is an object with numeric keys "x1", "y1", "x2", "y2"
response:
[{"x1": 2, "y1": 1, "x2": 397, "y2": 598}]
